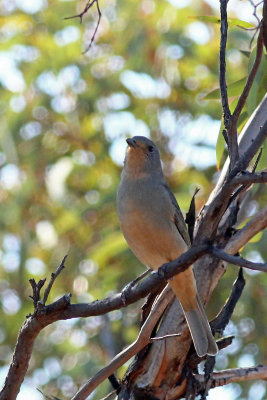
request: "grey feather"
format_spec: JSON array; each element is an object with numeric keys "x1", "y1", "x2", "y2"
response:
[{"x1": 161, "y1": 183, "x2": 191, "y2": 247}]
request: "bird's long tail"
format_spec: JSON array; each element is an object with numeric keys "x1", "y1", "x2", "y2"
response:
[{"x1": 168, "y1": 269, "x2": 218, "y2": 357}]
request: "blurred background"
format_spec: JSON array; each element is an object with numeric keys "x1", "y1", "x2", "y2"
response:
[{"x1": 0, "y1": 0, "x2": 266, "y2": 398}]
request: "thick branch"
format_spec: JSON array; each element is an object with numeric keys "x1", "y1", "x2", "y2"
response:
[
  {"x1": 225, "y1": 206, "x2": 267, "y2": 254},
  {"x1": 71, "y1": 287, "x2": 174, "y2": 400},
  {"x1": 0, "y1": 295, "x2": 71, "y2": 400},
  {"x1": 195, "y1": 365, "x2": 267, "y2": 388},
  {"x1": 0, "y1": 245, "x2": 209, "y2": 400},
  {"x1": 231, "y1": 171, "x2": 267, "y2": 185}
]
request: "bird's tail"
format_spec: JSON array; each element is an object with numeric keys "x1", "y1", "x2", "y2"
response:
[
  {"x1": 184, "y1": 295, "x2": 218, "y2": 357},
  {"x1": 168, "y1": 270, "x2": 218, "y2": 357}
]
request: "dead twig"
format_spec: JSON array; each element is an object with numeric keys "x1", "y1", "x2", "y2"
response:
[
  {"x1": 210, "y1": 247, "x2": 267, "y2": 272},
  {"x1": 64, "y1": 0, "x2": 102, "y2": 53},
  {"x1": 219, "y1": 0, "x2": 239, "y2": 168},
  {"x1": 150, "y1": 332, "x2": 181, "y2": 342},
  {"x1": 194, "y1": 365, "x2": 267, "y2": 387},
  {"x1": 43, "y1": 255, "x2": 68, "y2": 305},
  {"x1": 211, "y1": 268, "x2": 245, "y2": 335},
  {"x1": 232, "y1": 25, "x2": 264, "y2": 127}
]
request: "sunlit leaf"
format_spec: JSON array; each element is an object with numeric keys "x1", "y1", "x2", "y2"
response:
[
  {"x1": 216, "y1": 119, "x2": 225, "y2": 170},
  {"x1": 204, "y1": 77, "x2": 247, "y2": 100},
  {"x1": 191, "y1": 15, "x2": 255, "y2": 29}
]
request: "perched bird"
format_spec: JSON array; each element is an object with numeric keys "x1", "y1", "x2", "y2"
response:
[{"x1": 117, "y1": 136, "x2": 218, "y2": 357}]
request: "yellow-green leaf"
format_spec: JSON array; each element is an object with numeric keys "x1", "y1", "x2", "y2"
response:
[
  {"x1": 204, "y1": 77, "x2": 247, "y2": 100},
  {"x1": 191, "y1": 15, "x2": 255, "y2": 29}
]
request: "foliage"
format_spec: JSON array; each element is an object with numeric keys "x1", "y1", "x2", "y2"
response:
[{"x1": 0, "y1": 0, "x2": 266, "y2": 399}]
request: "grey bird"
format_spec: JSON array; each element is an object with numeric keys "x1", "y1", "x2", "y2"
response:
[{"x1": 117, "y1": 136, "x2": 218, "y2": 357}]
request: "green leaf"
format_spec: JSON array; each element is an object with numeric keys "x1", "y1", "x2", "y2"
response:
[
  {"x1": 191, "y1": 15, "x2": 255, "y2": 29},
  {"x1": 227, "y1": 18, "x2": 255, "y2": 29},
  {"x1": 249, "y1": 231, "x2": 263, "y2": 243},
  {"x1": 204, "y1": 77, "x2": 247, "y2": 100},
  {"x1": 216, "y1": 119, "x2": 225, "y2": 170}
]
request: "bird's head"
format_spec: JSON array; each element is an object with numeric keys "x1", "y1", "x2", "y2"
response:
[{"x1": 123, "y1": 136, "x2": 162, "y2": 178}]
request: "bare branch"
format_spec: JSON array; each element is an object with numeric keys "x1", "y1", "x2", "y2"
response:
[
  {"x1": 43, "y1": 255, "x2": 67, "y2": 305},
  {"x1": 232, "y1": 170, "x2": 267, "y2": 185},
  {"x1": 64, "y1": 0, "x2": 97, "y2": 23},
  {"x1": 225, "y1": 206, "x2": 267, "y2": 254},
  {"x1": 82, "y1": 0, "x2": 102, "y2": 53},
  {"x1": 232, "y1": 25, "x2": 264, "y2": 127},
  {"x1": 263, "y1": 0, "x2": 267, "y2": 49},
  {"x1": 29, "y1": 278, "x2": 46, "y2": 308},
  {"x1": 196, "y1": 119, "x2": 267, "y2": 243},
  {"x1": 71, "y1": 287, "x2": 174, "y2": 400},
  {"x1": 211, "y1": 268, "x2": 245, "y2": 334},
  {"x1": 210, "y1": 247, "x2": 267, "y2": 272},
  {"x1": 64, "y1": 0, "x2": 102, "y2": 53},
  {"x1": 219, "y1": 0, "x2": 240, "y2": 168},
  {"x1": 150, "y1": 332, "x2": 181, "y2": 342},
  {"x1": 0, "y1": 294, "x2": 71, "y2": 400},
  {"x1": 195, "y1": 365, "x2": 267, "y2": 387},
  {"x1": 219, "y1": 0, "x2": 231, "y2": 131}
]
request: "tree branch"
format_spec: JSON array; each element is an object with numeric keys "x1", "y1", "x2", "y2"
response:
[
  {"x1": 210, "y1": 247, "x2": 267, "y2": 272},
  {"x1": 195, "y1": 365, "x2": 267, "y2": 388},
  {"x1": 219, "y1": 0, "x2": 231, "y2": 131},
  {"x1": 42, "y1": 255, "x2": 67, "y2": 305},
  {"x1": 71, "y1": 287, "x2": 174, "y2": 400},
  {"x1": 232, "y1": 25, "x2": 264, "y2": 127},
  {"x1": 64, "y1": 0, "x2": 102, "y2": 53},
  {"x1": 210, "y1": 268, "x2": 245, "y2": 334},
  {"x1": 229, "y1": 119, "x2": 267, "y2": 179},
  {"x1": 231, "y1": 171, "x2": 267, "y2": 185},
  {"x1": 225, "y1": 206, "x2": 267, "y2": 254},
  {"x1": 196, "y1": 120, "x2": 267, "y2": 243}
]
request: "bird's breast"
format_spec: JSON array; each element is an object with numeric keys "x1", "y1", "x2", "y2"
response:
[{"x1": 117, "y1": 179, "x2": 187, "y2": 269}]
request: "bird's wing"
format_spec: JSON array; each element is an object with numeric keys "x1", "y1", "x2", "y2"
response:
[{"x1": 161, "y1": 183, "x2": 191, "y2": 247}]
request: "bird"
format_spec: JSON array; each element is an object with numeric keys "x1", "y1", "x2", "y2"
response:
[{"x1": 117, "y1": 136, "x2": 218, "y2": 357}]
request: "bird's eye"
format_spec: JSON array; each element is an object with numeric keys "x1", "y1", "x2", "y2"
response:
[{"x1": 148, "y1": 146, "x2": 154, "y2": 152}]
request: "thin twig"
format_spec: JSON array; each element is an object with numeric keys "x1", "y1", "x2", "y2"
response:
[
  {"x1": 185, "y1": 188, "x2": 200, "y2": 243},
  {"x1": 150, "y1": 332, "x2": 181, "y2": 342},
  {"x1": 210, "y1": 268, "x2": 245, "y2": 334},
  {"x1": 64, "y1": 0, "x2": 102, "y2": 53},
  {"x1": 219, "y1": 0, "x2": 232, "y2": 131},
  {"x1": 229, "y1": 119, "x2": 267, "y2": 179},
  {"x1": 64, "y1": 0, "x2": 96, "y2": 23},
  {"x1": 228, "y1": 170, "x2": 267, "y2": 206},
  {"x1": 29, "y1": 278, "x2": 46, "y2": 308},
  {"x1": 83, "y1": 0, "x2": 102, "y2": 53},
  {"x1": 252, "y1": 147, "x2": 263, "y2": 172},
  {"x1": 231, "y1": 25, "x2": 264, "y2": 128},
  {"x1": 42, "y1": 255, "x2": 67, "y2": 305},
  {"x1": 219, "y1": 0, "x2": 240, "y2": 169},
  {"x1": 210, "y1": 247, "x2": 267, "y2": 272}
]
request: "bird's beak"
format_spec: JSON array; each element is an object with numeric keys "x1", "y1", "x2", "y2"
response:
[{"x1": 126, "y1": 138, "x2": 138, "y2": 149}]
